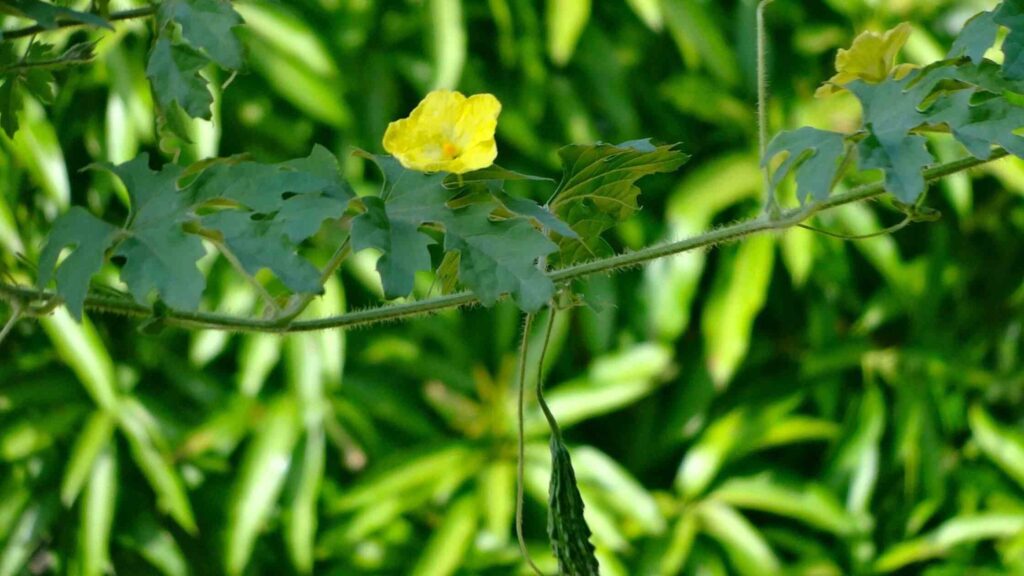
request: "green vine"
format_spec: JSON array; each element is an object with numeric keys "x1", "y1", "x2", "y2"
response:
[{"x1": 2, "y1": 2, "x2": 1024, "y2": 574}]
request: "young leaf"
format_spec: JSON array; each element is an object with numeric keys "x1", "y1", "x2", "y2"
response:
[
  {"x1": 548, "y1": 437, "x2": 600, "y2": 576},
  {"x1": 37, "y1": 207, "x2": 121, "y2": 320},
  {"x1": 548, "y1": 139, "x2": 688, "y2": 265},
  {"x1": 763, "y1": 127, "x2": 848, "y2": 203},
  {"x1": 157, "y1": 0, "x2": 245, "y2": 71}
]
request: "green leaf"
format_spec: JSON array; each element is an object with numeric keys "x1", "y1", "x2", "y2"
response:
[
  {"x1": 444, "y1": 165, "x2": 554, "y2": 187},
  {"x1": 79, "y1": 443, "x2": 116, "y2": 576},
  {"x1": 104, "y1": 155, "x2": 207, "y2": 310},
  {"x1": 0, "y1": 497, "x2": 58, "y2": 576},
  {"x1": 327, "y1": 444, "x2": 476, "y2": 512},
  {"x1": 494, "y1": 191, "x2": 578, "y2": 238},
  {"x1": 547, "y1": 437, "x2": 600, "y2": 576},
  {"x1": 571, "y1": 446, "x2": 665, "y2": 534},
  {"x1": 711, "y1": 475, "x2": 856, "y2": 536},
  {"x1": 158, "y1": 0, "x2": 245, "y2": 70},
  {"x1": 121, "y1": 513, "x2": 188, "y2": 576},
  {"x1": 701, "y1": 234, "x2": 775, "y2": 387},
  {"x1": 354, "y1": 154, "x2": 557, "y2": 310},
  {"x1": 549, "y1": 140, "x2": 688, "y2": 265},
  {"x1": 0, "y1": 77, "x2": 21, "y2": 137},
  {"x1": 118, "y1": 399, "x2": 197, "y2": 534},
  {"x1": 146, "y1": 37, "x2": 214, "y2": 121},
  {"x1": 695, "y1": 501, "x2": 780, "y2": 576},
  {"x1": 875, "y1": 513, "x2": 1024, "y2": 572},
  {"x1": 429, "y1": 0, "x2": 466, "y2": 89},
  {"x1": 61, "y1": 411, "x2": 116, "y2": 507},
  {"x1": 0, "y1": 0, "x2": 111, "y2": 30},
  {"x1": 996, "y1": 0, "x2": 1024, "y2": 80},
  {"x1": 763, "y1": 127, "x2": 848, "y2": 203},
  {"x1": 410, "y1": 495, "x2": 479, "y2": 576},
  {"x1": 968, "y1": 404, "x2": 1024, "y2": 490},
  {"x1": 283, "y1": 429, "x2": 324, "y2": 575},
  {"x1": 226, "y1": 396, "x2": 301, "y2": 576},
  {"x1": 949, "y1": 10, "x2": 998, "y2": 65},
  {"x1": 202, "y1": 211, "x2": 323, "y2": 294},
  {"x1": 442, "y1": 203, "x2": 557, "y2": 311},
  {"x1": 546, "y1": 0, "x2": 591, "y2": 66},
  {"x1": 847, "y1": 76, "x2": 934, "y2": 203},
  {"x1": 36, "y1": 207, "x2": 121, "y2": 319},
  {"x1": 351, "y1": 195, "x2": 434, "y2": 298},
  {"x1": 928, "y1": 91, "x2": 1024, "y2": 159}
]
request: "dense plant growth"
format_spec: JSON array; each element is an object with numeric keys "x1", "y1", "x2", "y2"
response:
[{"x1": 1, "y1": 1, "x2": 1024, "y2": 575}]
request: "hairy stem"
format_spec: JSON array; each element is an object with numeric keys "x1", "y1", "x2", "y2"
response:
[
  {"x1": 515, "y1": 313, "x2": 545, "y2": 576},
  {"x1": 2, "y1": 6, "x2": 157, "y2": 40},
  {"x1": 757, "y1": 0, "x2": 777, "y2": 218},
  {"x1": 0, "y1": 149, "x2": 1008, "y2": 333}
]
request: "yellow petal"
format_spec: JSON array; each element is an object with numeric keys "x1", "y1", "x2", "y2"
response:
[
  {"x1": 816, "y1": 22, "x2": 915, "y2": 98},
  {"x1": 382, "y1": 90, "x2": 501, "y2": 174}
]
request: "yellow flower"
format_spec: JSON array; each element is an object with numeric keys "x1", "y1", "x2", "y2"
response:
[
  {"x1": 383, "y1": 90, "x2": 502, "y2": 174},
  {"x1": 816, "y1": 22, "x2": 917, "y2": 97}
]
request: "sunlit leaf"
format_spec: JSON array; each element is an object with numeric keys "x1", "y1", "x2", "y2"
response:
[{"x1": 549, "y1": 139, "x2": 688, "y2": 265}]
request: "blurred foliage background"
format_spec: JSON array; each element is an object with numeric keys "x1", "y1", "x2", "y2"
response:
[{"x1": 2, "y1": 0, "x2": 1024, "y2": 575}]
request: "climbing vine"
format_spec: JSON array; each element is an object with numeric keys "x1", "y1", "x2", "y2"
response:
[{"x1": 2, "y1": 1, "x2": 1024, "y2": 574}]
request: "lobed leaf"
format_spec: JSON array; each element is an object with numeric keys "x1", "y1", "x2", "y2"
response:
[
  {"x1": 353, "y1": 153, "x2": 560, "y2": 311},
  {"x1": 146, "y1": 38, "x2": 214, "y2": 121},
  {"x1": 37, "y1": 207, "x2": 120, "y2": 319},
  {"x1": 157, "y1": 0, "x2": 245, "y2": 71},
  {"x1": 949, "y1": 10, "x2": 998, "y2": 65},
  {"x1": 996, "y1": 0, "x2": 1024, "y2": 79},
  {"x1": 548, "y1": 139, "x2": 688, "y2": 265},
  {"x1": 763, "y1": 127, "x2": 847, "y2": 203},
  {"x1": 442, "y1": 203, "x2": 557, "y2": 311},
  {"x1": 104, "y1": 156, "x2": 207, "y2": 310},
  {"x1": 847, "y1": 76, "x2": 934, "y2": 203}
]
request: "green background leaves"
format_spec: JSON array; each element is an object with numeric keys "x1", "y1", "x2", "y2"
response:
[{"x1": 5, "y1": 1, "x2": 1024, "y2": 576}]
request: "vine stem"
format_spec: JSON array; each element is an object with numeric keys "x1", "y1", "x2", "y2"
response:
[
  {"x1": 0, "y1": 149, "x2": 1009, "y2": 333},
  {"x1": 758, "y1": 0, "x2": 778, "y2": 218},
  {"x1": 535, "y1": 308, "x2": 561, "y2": 444},
  {"x1": 0, "y1": 304, "x2": 23, "y2": 349},
  {"x1": 2, "y1": 6, "x2": 157, "y2": 40},
  {"x1": 515, "y1": 313, "x2": 546, "y2": 576}
]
